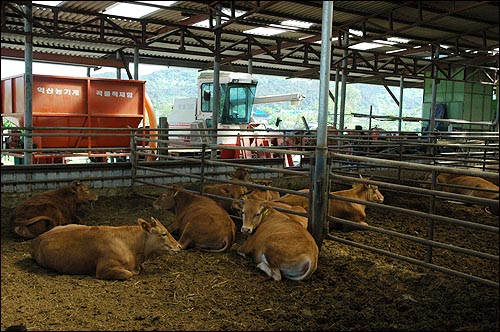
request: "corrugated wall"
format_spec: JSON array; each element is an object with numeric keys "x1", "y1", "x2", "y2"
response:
[
  {"x1": 0, "y1": 161, "x2": 286, "y2": 207},
  {"x1": 422, "y1": 70, "x2": 495, "y2": 131}
]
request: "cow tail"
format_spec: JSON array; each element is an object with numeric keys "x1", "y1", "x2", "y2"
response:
[
  {"x1": 211, "y1": 223, "x2": 236, "y2": 253},
  {"x1": 13, "y1": 215, "x2": 58, "y2": 228},
  {"x1": 13, "y1": 216, "x2": 58, "y2": 237},
  {"x1": 203, "y1": 234, "x2": 234, "y2": 253}
]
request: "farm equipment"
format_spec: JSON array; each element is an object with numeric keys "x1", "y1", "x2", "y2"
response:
[
  {"x1": 166, "y1": 71, "x2": 305, "y2": 162},
  {"x1": 1, "y1": 74, "x2": 157, "y2": 163}
]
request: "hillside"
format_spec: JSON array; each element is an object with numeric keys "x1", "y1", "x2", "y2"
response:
[{"x1": 92, "y1": 67, "x2": 423, "y2": 131}]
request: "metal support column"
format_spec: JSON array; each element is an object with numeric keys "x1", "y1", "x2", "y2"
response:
[
  {"x1": 429, "y1": 45, "x2": 440, "y2": 135},
  {"x1": 398, "y1": 76, "x2": 404, "y2": 132},
  {"x1": 116, "y1": 51, "x2": 121, "y2": 79},
  {"x1": 309, "y1": 1, "x2": 333, "y2": 249},
  {"x1": 333, "y1": 67, "x2": 340, "y2": 128},
  {"x1": 134, "y1": 47, "x2": 139, "y2": 80},
  {"x1": 338, "y1": 31, "x2": 349, "y2": 134},
  {"x1": 23, "y1": 4, "x2": 33, "y2": 165},
  {"x1": 211, "y1": 6, "x2": 221, "y2": 160}
]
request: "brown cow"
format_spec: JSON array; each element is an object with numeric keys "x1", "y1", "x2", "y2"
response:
[
  {"x1": 231, "y1": 167, "x2": 251, "y2": 182},
  {"x1": 11, "y1": 180, "x2": 98, "y2": 240},
  {"x1": 274, "y1": 189, "x2": 310, "y2": 209},
  {"x1": 203, "y1": 168, "x2": 279, "y2": 212},
  {"x1": 201, "y1": 167, "x2": 253, "y2": 211},
  {"x1": 329, "y1": 183, "x2": 384, "y2": 230},
  {"x1": 203, "y1": 183, "x2": 248, "y2": 211},
  {"x1": 274, "y1": 182, "x2": 384, "y2": 230},
  {"x1": 30, "y1": 217, "x2": 181, "y2": 280},
  {"x1": 237, "y1": 198, "x2": 318, "y2": 281},
  {"x1": 424, "y1": 172, "x2": 499, "y2": 215},
  {"x1": 153, "y1": 185, "x2": 236, "y2": 252},
  {"x1": 242, "y1": 188, "x2": 281, "y2": 201},
  {"x1": 233, "y1": 199, "x2": 308, "y2": 229}
]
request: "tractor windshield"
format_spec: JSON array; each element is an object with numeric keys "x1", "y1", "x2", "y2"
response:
[{"x1": 220, "y1": 84, "x2": 256, "y2": 125}]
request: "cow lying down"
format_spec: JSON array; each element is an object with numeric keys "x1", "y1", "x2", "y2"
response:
[
  {"x1": 11, "y1": 180, "x2": 98, "y2": 240},
  {"x1": 274, "y1": 181, "x2": 384, "y2": 231},
  {"x1": 153, "y1": 185, "x2": 236, "y2": 252},
  {"x1": 237, "y1": 198, "x2": 319, "y2": 281},
  {"x1": 423, "y1": 172, "x2": 499, "y2": 215},
  {"x1": 30, "y1": 217, "x2": 181, "y2": 280}
]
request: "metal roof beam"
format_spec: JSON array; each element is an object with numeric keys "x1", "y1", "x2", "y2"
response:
[{"x1": 0, "y1": 48, "x2": 125, "y2": 68}]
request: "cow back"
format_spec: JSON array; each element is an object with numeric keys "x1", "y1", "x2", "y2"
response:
[
  {"x1": 238, "y1": 205, "x2": 318, "y2": 281},
  {"x1": 261, "y1": 201, "x2": 308, "y2": 228},
  {"x1": 243, "y1": 189, "x2": 281, "y2": 201},
  {"x1": 155, "y1": 189, "x2": 236, "y2": 252},
  {"x1": 273, "y1": 189, "x2": 309, "y2": 209},
  {"x1": 439, "y1": 174, "x2": 499, "y2": 198}
]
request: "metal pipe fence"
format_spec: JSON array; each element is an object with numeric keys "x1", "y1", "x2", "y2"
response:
[{"x1": 2, "y1": 125, "x2": 498, "y2": 288}]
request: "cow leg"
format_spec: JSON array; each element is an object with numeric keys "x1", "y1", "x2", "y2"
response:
[
  {"x1": 256, "y1": 254, "x2": 281, "y2": 281},
  {"x1": 177, "y1": 233, "x2": 193, "y2": 250},
  {"x1": 96, "y1": 260, "x2": 134, "y2": 280},
  {"x1": 236, "y1": 239, "x2": 252, "y2": 258},
  {"x1": 167, "y1": 218, "x2": 182, "y2": 234},
  {"x1": 344, "y1": 222, "x2": 369, "y2": 232},
  {"x1": 237, "y1": 251, "x2": 246, "y2": 258},
  {"x1": 177, "y1": 222, "x2": 198, "y2": 250}
]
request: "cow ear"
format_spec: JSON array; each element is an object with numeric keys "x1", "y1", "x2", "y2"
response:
[
  {"x1": 138, "y1": 218, "x2": 152, "y2": 232},
  {"x1": 170, "y1": 184, "x2": 182, "y2": 197},
  {"x1": 150, "y1": 217, "x2": 161, "y2": 227},
  {"x1": 70, "y1": 180, "x2": 81, "y2": 192},
  {"x1": 232, "y1": 200, "x2": 243, "y2": 211}
]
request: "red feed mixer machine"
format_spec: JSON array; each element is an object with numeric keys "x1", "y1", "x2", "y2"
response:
[{"x1": 1, "y1": 74, "x2": 157, "y2": 163}]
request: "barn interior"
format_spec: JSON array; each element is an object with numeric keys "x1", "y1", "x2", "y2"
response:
[{"x1": 1, "y1": 1, "x2": 499, "y2": 331}]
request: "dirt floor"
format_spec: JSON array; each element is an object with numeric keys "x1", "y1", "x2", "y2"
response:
[{"x1": 1, "y1": 186, "x2": 499, "y2": 331}]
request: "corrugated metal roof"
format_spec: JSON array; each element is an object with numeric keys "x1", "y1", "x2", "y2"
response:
[{"x1": 1, "y1": 1, "x2": 498, "y2": 87}]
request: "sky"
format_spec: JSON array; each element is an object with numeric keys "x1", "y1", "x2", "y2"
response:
[{"x1": 1, "y1": 59, "x2": 167, "y2": 79}]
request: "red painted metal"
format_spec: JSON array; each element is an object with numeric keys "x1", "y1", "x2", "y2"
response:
[{"x1": 1, "y1": 74, "x2": 146, "y2": 149}]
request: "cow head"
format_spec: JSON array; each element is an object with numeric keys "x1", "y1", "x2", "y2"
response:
[
  {"x1": 231, "y1": 167, "x2": 251, "y2": 182},
  {"x1": 152, "y1": 186, "x2": 181, "y2": 211},
  {"x1": 70, "y1": 180, "x2": 98, "y2": 203},
  {"x1": 240, "y1": 199, "x2": 270, "y2": 234},
  {"x1": 226, "y1": 184, "x2": 248, "y2": 199},
  {"x1": 231, "y1": 199, "x2": 244, "y2": 216},
  {"x1": 139, "y1": 217, "x2": 181, "y2": 257},
  {"x1": 421, "y1": 172, "x2": 446, "y2": 189},
  {"x1": 366, "y1": 184, "x2": 384, "y2": 203}
]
